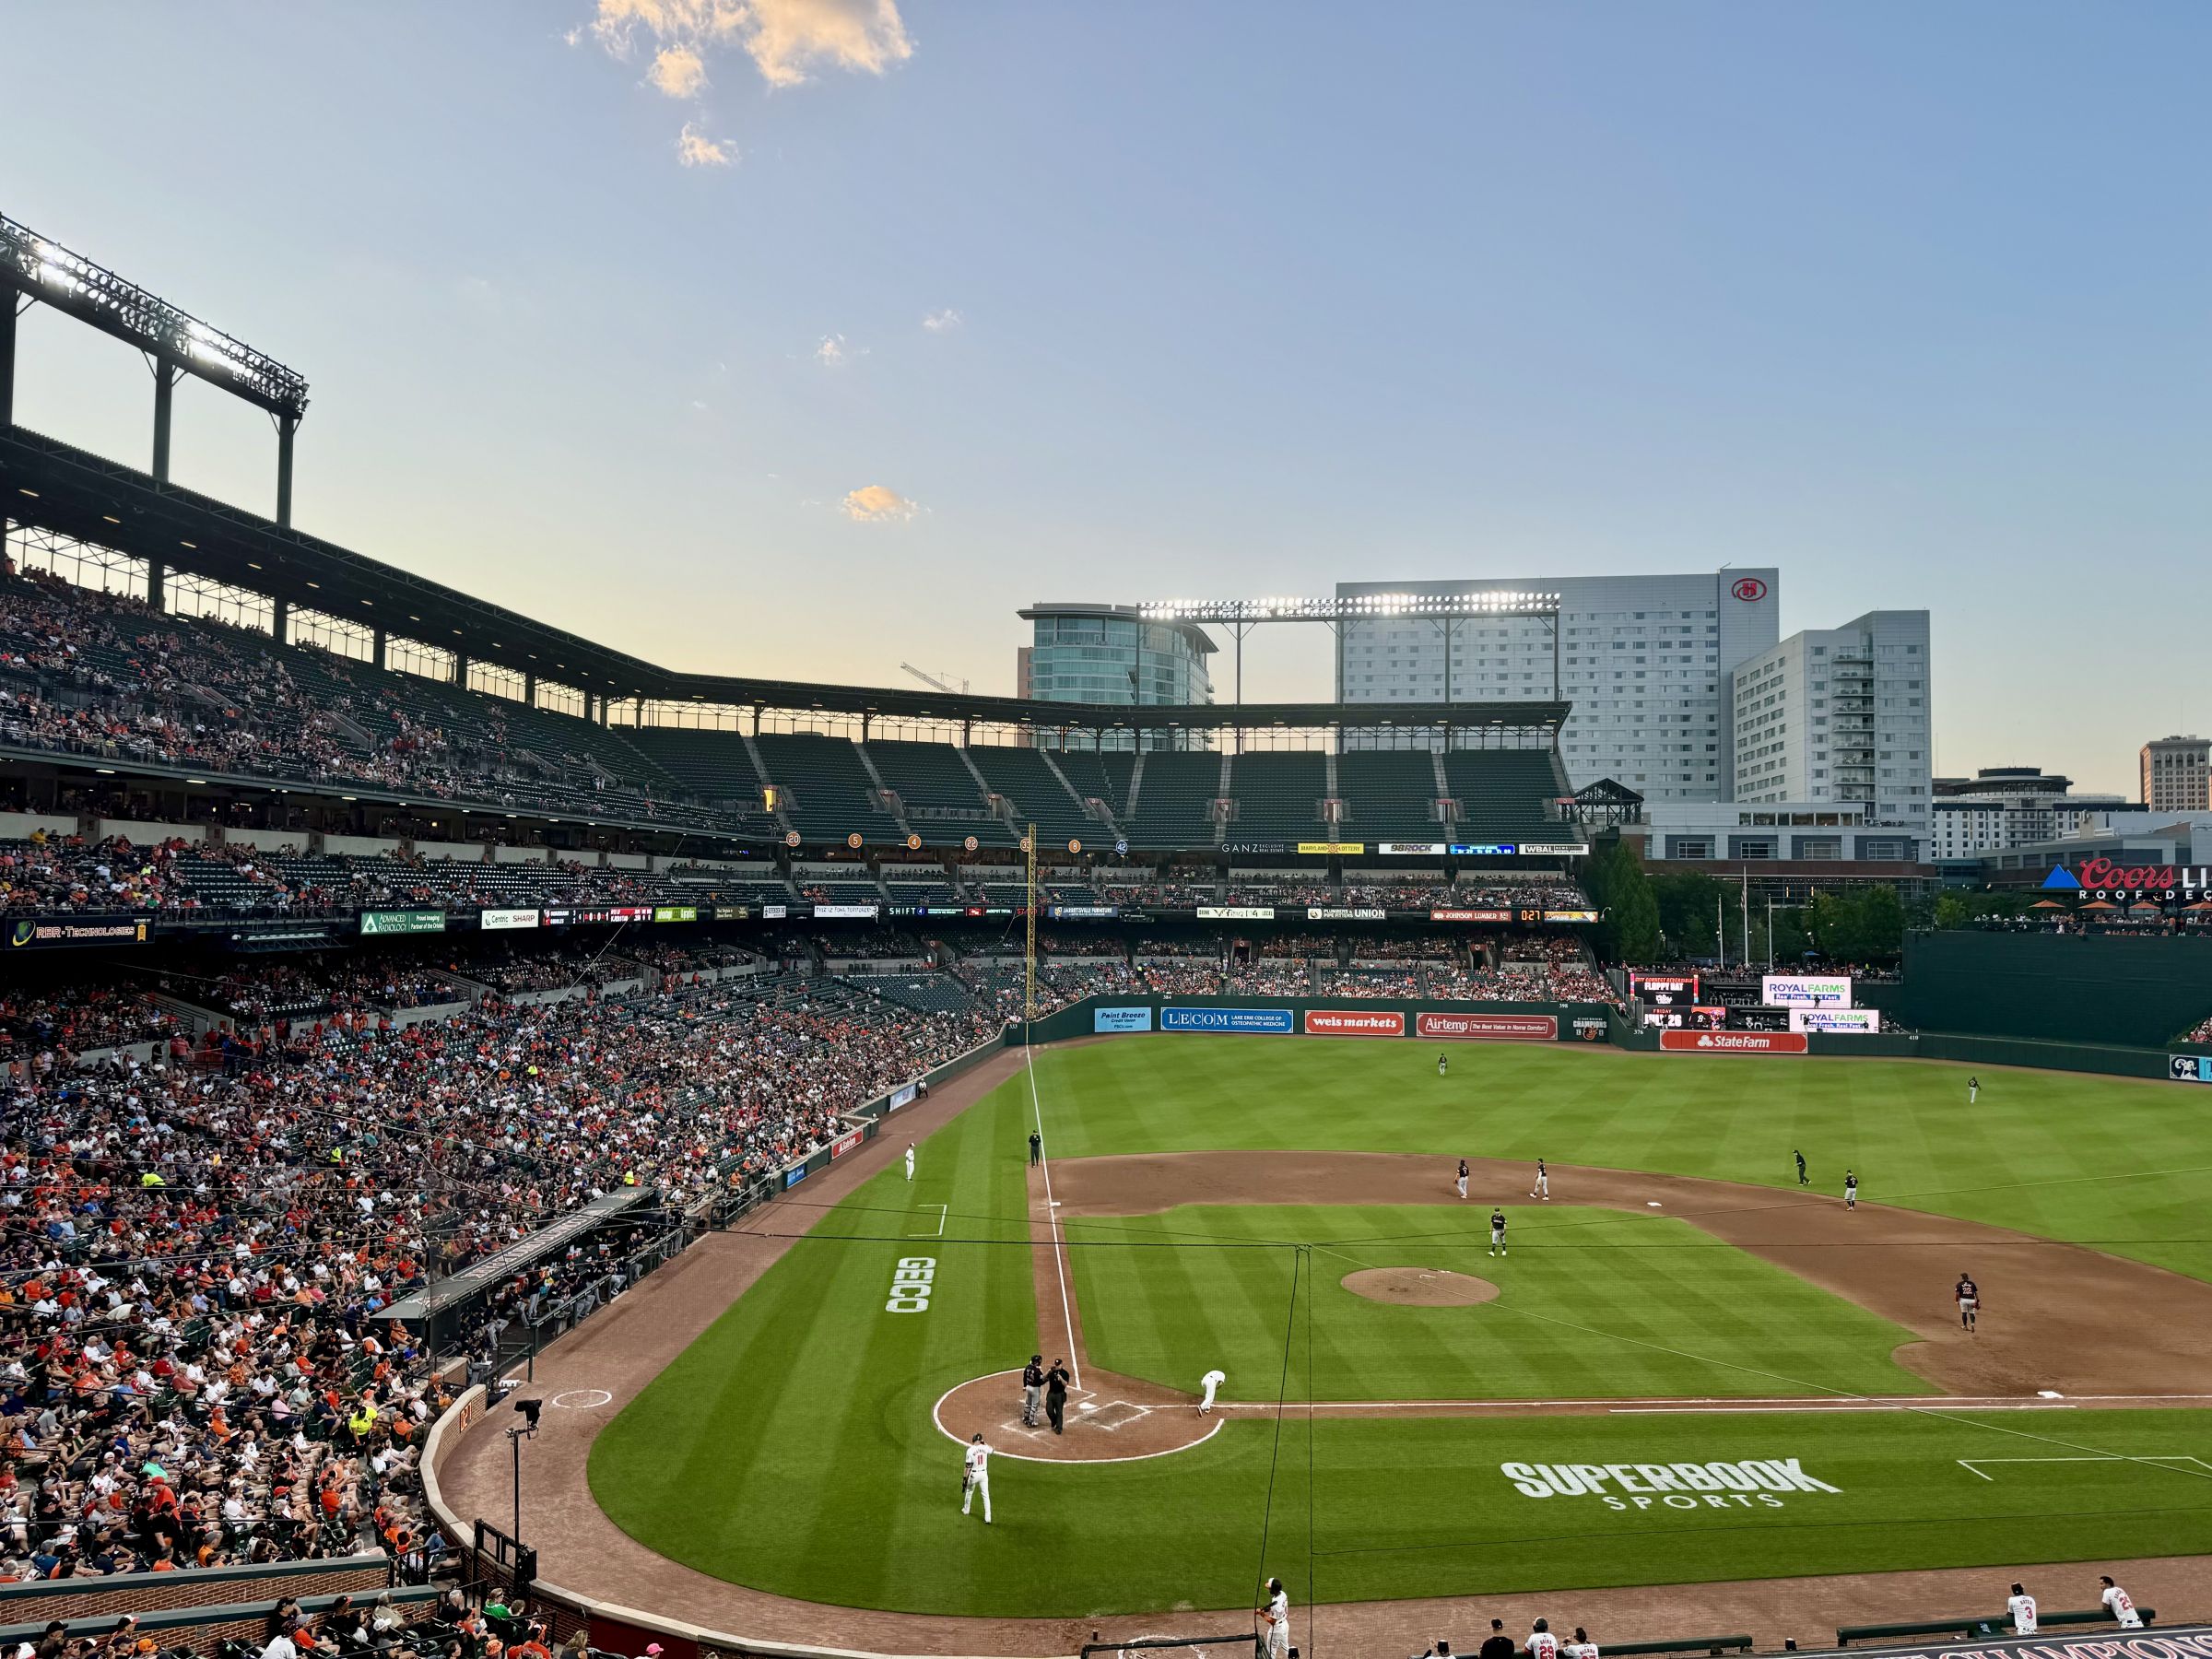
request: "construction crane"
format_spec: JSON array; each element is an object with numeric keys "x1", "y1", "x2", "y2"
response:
[{"x1": 900, "y1": 663, "x2": 971, "y2": 696}]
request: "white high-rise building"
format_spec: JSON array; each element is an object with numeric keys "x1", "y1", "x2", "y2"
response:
[
  {"x1": 1730, "y1": 610, "x2": 1932, "y2": 830},
  {"x1": 1335, "y1": 570, "x2": 1780, "y2": 801}
]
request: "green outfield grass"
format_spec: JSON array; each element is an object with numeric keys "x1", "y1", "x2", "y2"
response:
[
  {"x1": 1065, "y1": 1203, "x2": 1931, "y2": 1401},
  {"x1": 1036, "y1": 1036, "x2": 2212, "y2": 1283},
  {"x1": 587, "y1": 1038, "x2": 2212, "y2": 1617}
]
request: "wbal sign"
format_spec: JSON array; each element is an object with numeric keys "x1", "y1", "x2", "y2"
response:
[{"x1": 1500, "y1": 1456, "x2": 1841, "y2": 1512}]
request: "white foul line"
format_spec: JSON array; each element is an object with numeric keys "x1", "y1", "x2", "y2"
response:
[
  {"x1": 1958, "y1": 1454, "x2": 2212, "y2": 1482},
  {"x1": 1026, "y1": 1040, "x2": 1081, "y2": 1392},
  {"x1": 908, "y1": 1202, "x2": 947, "y2": 1239}
]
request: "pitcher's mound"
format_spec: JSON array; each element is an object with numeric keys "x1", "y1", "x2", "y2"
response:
[{"x1": 1342, "y1": 1267, "x2": 1500, "y2": 1307}]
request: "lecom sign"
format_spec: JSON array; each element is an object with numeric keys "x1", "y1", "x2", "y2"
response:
[
  {"x1": 1306, "y1": 1009, "x2": 1406, "y2": 1038},
  {"x1": 1659, "y1": 1030, "x2": 1807, "y2": 1054},
  {"x1": 1418, "y1": 1011, "x2": 1559, "y2": 1041}
]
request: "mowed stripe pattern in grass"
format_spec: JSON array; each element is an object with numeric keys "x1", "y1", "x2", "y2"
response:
[
  {"x1": 1068, "y1": 1205, "x2": 1930, "y2": 1401},
  {"x1": 1034, "y1": 1036, "x2": 2212, "y2": 1282}
]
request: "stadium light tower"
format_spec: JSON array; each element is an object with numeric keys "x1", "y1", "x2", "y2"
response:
[{"x1": 0, "y1": 213, "x2": 311, "y2": 524}]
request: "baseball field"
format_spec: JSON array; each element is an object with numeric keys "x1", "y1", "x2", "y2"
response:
[{"x1": 588, "y1": 1036, "x2": 2212, "y2": 1619}]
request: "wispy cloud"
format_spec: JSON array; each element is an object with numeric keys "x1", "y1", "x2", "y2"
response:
[
  {"x1": 815, "y1": 334, "x2": 848, "y2": 367},
  {"x1": 922, "y1": 308, "x2": 962, "y2": 333},
  {"x1": 647, "y1": 42, "x2": 708, "y2": 96},
  {"x1": 583, "y1": 0, "x2": 914, "y2": 162},
  {"x1": 676, "y1": 122, "x2": 735, "y2": 166},
  {"x1": 841, "y1": 484, "x2": 917, "y2": 523}
]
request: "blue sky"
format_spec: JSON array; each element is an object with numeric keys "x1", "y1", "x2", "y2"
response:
[{"x1": 3, "y1": 2, "x2": 2206, "y2": 793}]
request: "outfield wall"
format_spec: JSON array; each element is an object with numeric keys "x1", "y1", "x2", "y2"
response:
[
  {"x1": 1899, "y1": 930, "x2": 2212, "y2": 1047},
  {"x1": 1018, "y1": 995, "x2": 1616, "y2": 1046}
]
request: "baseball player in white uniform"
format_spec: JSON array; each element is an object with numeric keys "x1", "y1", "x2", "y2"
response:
[
  {"x1": 1258, "y1": 1578, "x2": 1290, "y2": 1659},
  {"x1": 905, "y1": 1143, "x2": 915, "y2": 1181},
  {"x1": 2007, "y1": 1584, "x2": 2037, "y2": 1634},
  {"x1": 1198, "y1": 1369, "x2": 1225, "y2": 1416},
  {"x1": 2099, "y1": 1576, "x2": 2142, "y2": 1628},
  {"x1": 1528, "y1": 1618, "x2": 1559, "y2": 1659},
  {"x1": 960, "y1": 1432, "x2": 992, "y2": 1523},
  {"x1": 1530, "y1": 1159, "x2": 1549, "y2": 1200}
]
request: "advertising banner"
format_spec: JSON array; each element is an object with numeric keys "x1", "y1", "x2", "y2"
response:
[
  {"x1": 1094, "y1": 1006, "x2": 1156, "y2": 1033},
  {"x1": 652, "y1": 905, "x2": 700, "y2": 924},
  {"x1": 1418, "y1": 1010, "x2": 1559, "y2": 1041},
  {"x1": 1430, "y1": 908, "x2": 1512, "y2": 923},
  {"x1": 812, "y1": 903, "x2": 880, "y2": 919},
  {"x1": 886, "y1": 1082, "x2": 919, "y2": 1112},
  {"x1": 1659, "y1": 1030, "x2": 1809, "y2": 1054},
  {"x1": 1196, "y1": 906, "x2": 1276, "y2": 921},
  {"x1": 1449, "y1": 842, "x2": 1518, "y2": 856},
  {"x1": 1543, "y1": 910, "x2": 1600, "y2": 924},
  {"x1": 829, "y1": 1129, "x2": 865, "y2": 1159},
  {"x1": 359, "y1": 910, "x2": 446, "y2": 936},
  {"x1": 1050, "y1": 905, "x2": 1122, "y2": 919},
  {"x1": 763, "y1": 902, "x2": 788, "y2": 919},
  {"x1": 782, "y1": 1164, "x2": 810, "y2": 1188},
  {"x1": 1305, "y1": 907, "x2": 1387, "y2": 922},
  {"x1": 1760, "y1": 974, "x2": 1853, "y2": 1008},
  {"x1": 1296, "y1": 841, "x2": 1365, "y2": 855},
  {"x1": 2170, "y1": 1054, "x2": 2212, "y2": 1084},
  {"x1": 6, "y1": 915, "x2": 151, "y2": 950},
  {"x1": 1519, "y1": 841, "x2": 1591, "y2": 857},
  {"x1": 479, "y1": 908, "x2": 541, "y2": 931},
  {"x1": 1305, "y1": 1009, "x2": 1406, "y2": 1037},
  {"x1": 713, "y1": 904, "x2": 752, "y2": 921},
  {"x1": 1377, "y1": 841, "x2": 1446, "y2": 857},
  {"x1": 1790, "y1": 1007, "x2": 1882, "y2": 1034},
  {"x1": 1161, "y1": 1006, "x2": 1296, "y2": 1034}
]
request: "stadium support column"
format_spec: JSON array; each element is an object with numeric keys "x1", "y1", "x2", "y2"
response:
[
  {"x1": 524, "y1": 672, "x2": 536, "y2": 709},
  {"x1": 150, "y1": 359, "x2": 182, "y2": 481},
  {"x1": 0, "y1": 296, "x2": 15, "y2": 427},
  {"x1": 146, "y1": 560, "x2": 165, "y2": 613},
  {"x1": 372, "y1": 628, "x2": 387, "y2": 670},
  {"x1": 272, "y1": 596, "x2": 289, "y2": 645},
  {"x1": 276, "y1": 414, "x2": 300, "y2": 526},
  {"x1": 453, "y1": 652, "x2": 469, "y2": 688}
]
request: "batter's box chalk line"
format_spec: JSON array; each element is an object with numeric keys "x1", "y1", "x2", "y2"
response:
[
  {"x1": 1956, "y1": 1453, "x2": 2212, "y2": 1482},
  {"x1": 935, "y1": 1374, "x2": 1224, "y2": 1464}
]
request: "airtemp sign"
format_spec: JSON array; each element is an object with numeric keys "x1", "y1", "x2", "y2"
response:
[{"x1": 1500, "y1": 1457, "x2": 1841, "y2": 1512}]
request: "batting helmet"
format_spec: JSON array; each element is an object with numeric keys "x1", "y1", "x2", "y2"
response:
[{"x1": 971, "y1": 1432, "x2": 984, "y2": 1443}]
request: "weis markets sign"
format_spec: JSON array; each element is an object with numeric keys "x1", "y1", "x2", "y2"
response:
[
  {"x1": 1420, "y1": 1010, "x2": 1558, "y2": 1041},
  {"x1": 1660, "y1": 1030, "x2": 1807, "y2": 1054},
  {"x1": 1306, "y1": 1009, "x2": 1405, "y2": 1037},
  {"x1": 1500, "y1": 1456, "x2": 1840, "y2": 1511}
]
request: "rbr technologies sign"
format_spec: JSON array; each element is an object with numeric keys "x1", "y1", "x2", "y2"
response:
[
  {"x1": 1418, "y1": 1011, "x2": 1559, "y2": 1041},
  {"x1": 1660, "y1": 1030, "x2": 1808, "y2": 1054},
  {"x1": 1305, "y1": 1009, "x2": 1405, "y2": 1038}
]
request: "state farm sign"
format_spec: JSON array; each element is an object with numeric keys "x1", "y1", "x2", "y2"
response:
[
  {"x1": 1305, "y1": 1009, "x2": 1405, "y2": 1037},
  {"x1": 1659, "y1": 1030, "x2": 1807, "y2": 1054},
  {"x1": 1418, "y1": 1011, "x2": 1559, "y2": 1041}
]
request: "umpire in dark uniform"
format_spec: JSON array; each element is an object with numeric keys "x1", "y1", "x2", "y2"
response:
[
  {"x1": 1044, "y1": 1359, "x2": 1071, "y2": 1434},
  {"x1": 1021, "y1": 1354, "x2": 1045, "y2": 1426}
]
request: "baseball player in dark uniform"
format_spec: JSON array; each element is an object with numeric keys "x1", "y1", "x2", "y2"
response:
[
  {"x1": 1044, "y1": 1359, "x2": 1070, "y2": 1434},
  {"x1": 1021, "y1": 1354, "x2": 1044, "y2": 1426},
  {"x1": 1955, "y1": 1272, "x2": 1979, "y2": 1333},
  {"x1": 1488, "y1": 1208, "x2": 1508, "y2": 1257}
]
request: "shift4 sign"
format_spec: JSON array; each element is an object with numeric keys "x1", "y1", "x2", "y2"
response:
[{"x1": 1500, "y1": 1456, "x2": 1842, "y2": 1512}]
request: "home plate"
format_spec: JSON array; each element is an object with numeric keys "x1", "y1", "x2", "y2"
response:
[
  {"x1": 1078, "y1": 1401, "x2": 1098, "y2": 1413},
  {"x1": 1647, "y1": 1200, "x2": 1663, "y2": 1208}
]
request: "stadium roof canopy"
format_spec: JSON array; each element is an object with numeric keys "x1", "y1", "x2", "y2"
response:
[{"x1": 0, "y1": 426, "x2": 1570, "y2": 737}]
